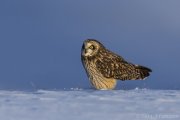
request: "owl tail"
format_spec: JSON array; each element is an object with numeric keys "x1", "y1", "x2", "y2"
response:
[{"x1": 135, "y1": 65, "x2": 152, "y2": 79}]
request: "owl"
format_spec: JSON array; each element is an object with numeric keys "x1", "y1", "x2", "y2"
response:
[{"x1": 81, "y1": 39, "x2": 152, "y2": 90}]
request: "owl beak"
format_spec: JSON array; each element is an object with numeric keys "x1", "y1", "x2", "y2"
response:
[
  {"x1": 82, "y1": 43, "x2": 86, "y2": 56},
  {"x1": 82, "y1": 43, "x2": 85, "y2": 50}
]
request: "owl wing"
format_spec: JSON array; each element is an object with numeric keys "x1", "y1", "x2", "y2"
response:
[{"x1": 95, "y1": 54, "x2": 151, "y2": 80}]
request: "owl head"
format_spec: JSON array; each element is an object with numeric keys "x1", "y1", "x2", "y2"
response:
[{"x1": 81, "y1": 39, "x2": 104, "y2": 57}]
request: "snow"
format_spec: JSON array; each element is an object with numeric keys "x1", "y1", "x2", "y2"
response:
[{"x1": 0, "y1": 89, "x2": 180, "y2": 120}]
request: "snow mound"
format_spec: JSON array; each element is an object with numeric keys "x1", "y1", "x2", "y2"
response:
[{"x1": 0, "y1": 89, "x2": 180, "y2": 120}]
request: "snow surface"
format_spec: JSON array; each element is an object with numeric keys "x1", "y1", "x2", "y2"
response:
[{"x1": 0, "y1": 89, "x2": 180, "y2": 120}]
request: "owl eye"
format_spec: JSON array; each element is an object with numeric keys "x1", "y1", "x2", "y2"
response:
[{"x1": 89, "y1": 45, "x2": 95, "y2": 50}]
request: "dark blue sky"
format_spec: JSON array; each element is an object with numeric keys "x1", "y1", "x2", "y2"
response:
[{"x1": 0, "y1": 0, "x2": 180, "y2": 90}]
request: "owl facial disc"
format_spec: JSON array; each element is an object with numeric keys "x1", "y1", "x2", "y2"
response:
[{"x1": 82, "y1": 40, "x2": 99, "y2": 57}]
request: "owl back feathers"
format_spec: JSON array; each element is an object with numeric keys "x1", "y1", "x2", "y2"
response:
[{"x1": 95, "y1": 50, "x2": 152, "y2": 81}]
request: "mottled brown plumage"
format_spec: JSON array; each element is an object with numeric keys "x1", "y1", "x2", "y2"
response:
[{"x1": 81, "y1": 39, "x2": 152, "y2": 90}]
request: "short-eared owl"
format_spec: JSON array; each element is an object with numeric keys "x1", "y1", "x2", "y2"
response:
[{"x1": 81, "y1": 39, "x2": 152, "y2": 90}]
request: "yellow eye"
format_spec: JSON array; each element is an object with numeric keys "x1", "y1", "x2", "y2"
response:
[{"x1": 89, "y1": 45, "x2": 95, "y2": 50}]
